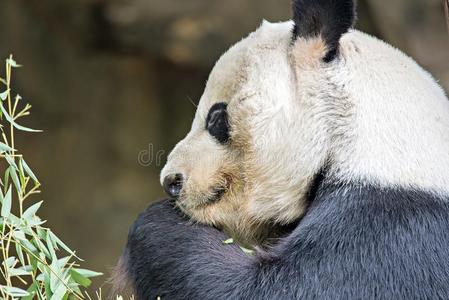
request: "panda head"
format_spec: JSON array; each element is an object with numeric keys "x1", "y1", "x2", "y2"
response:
[{"x1": 160, "y1": 0, "x2": 449, "y2": 244}]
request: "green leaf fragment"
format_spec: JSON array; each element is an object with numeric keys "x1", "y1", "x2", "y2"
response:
[
  {"x1": 240, "y1": 246, "x2": 255, "y2": 255},
  {"x1": 0, "y1": 89, "x2": 9, "y2": 100},
  {"x1": 1, "y1": 185, "x2": 12, "y2": 217},
  {"x1": 222, "y1": 238, "x2": 234, "y2": 244}
]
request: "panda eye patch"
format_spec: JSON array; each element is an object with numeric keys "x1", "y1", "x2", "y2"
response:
[{"x1": 205, "y1": 102, "x2": 230, "y2": 144}]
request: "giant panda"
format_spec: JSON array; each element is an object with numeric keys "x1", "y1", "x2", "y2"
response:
[{"x1": 120, "y1": 0, "x2": 449, "y2": 299}]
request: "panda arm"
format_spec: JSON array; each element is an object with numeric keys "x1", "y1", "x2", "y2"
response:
[
  {"x1": 123, "y1": 184, "x2": 449, "y2": 300},
  {"x1": 124, "y1": 199, "x2": 293, "y2": 300}
]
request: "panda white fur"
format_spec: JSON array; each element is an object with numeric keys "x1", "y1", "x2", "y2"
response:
[{"x1": 121, "y1": 0, "x2": 449, "y2": 299}]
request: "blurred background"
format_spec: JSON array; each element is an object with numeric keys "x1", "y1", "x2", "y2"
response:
[{"x1": 0, "y1": 0, "x2": 448, "y2": 291}]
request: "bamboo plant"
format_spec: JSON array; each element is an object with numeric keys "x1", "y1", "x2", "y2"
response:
[{"x1": 0, "y1": 56, "x2": 102, "y2": 300}]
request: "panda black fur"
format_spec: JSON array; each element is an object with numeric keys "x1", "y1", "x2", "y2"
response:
[
  {"x1": 120, "y1": 0, "x2": 449, "y2": 298},
  {"x1": 125, "y1": 183, "x2": 449, "y2": 299}
]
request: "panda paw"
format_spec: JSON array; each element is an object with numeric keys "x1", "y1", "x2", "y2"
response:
[
  {"x1": 126, "y1": 198, "x2": 228, "y2": 258},
  {"x1": 128, "y1": 198, "x2": 192, "y2": 242}
]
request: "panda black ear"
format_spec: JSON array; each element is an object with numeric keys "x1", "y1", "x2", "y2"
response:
[{"x1": 292, "y1": 0, "x2": 356, "y2": 62}]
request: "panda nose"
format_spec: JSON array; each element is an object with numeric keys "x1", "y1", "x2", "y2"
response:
[{"x1": 163, "y1": 173, "x2": 184, "y2": 198}]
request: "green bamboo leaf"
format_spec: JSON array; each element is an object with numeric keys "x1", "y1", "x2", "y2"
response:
[
  {"x1": 19, "y1": 158, "x2": 27, "y2": 188},
  {"x1": 0, "y1": 141, "x2": 14, "y2": 152},
  {"x1": 27, "y1": 215, "x2": 45, "y2": 227},
  {"x1": 13, "y1": 229, "x2": 27, "y2": 241},
  {"x1": 2, "y1": 286, "x2": 30, "y2": 297},
  {"x1": 50, "y1": 260, "x2": 62, "y2": 293},
  {"x1": 47, "y1": 232, "x2": 58, "y2": 261},
  {"x1": 48, "y1": 231, "x2": 80, "y2": 259},
  {"x1": 36, "y1": 273, "x2": 45, "y2": 282},
  {"x1": 8, "y1": 165, "x2": 22, "y2": 194},
  {"x1": 50, "y1": 281, "x2": 67, "y2": 300},
  {"x1": 0, "y1": 89, "x2": 9, "y2": 100},
  {"x1": 1, "y1": 185, "x2": 12, "y2": 217},
  {"x1": 20, "y1": 238, "x2": 39, "y2": 254},
  {"x1": 4, "y1": 168, "x2": 10, "y2": 192},
  {"x1": 0, "y1": 103, "x2": 42, "y2": 132},
  {"x1": 21, "y1": 264, "x2": 33, "y2": 272},
  {"x1": 23, "y1": 201, "x2": 43, "y2": 220},
  {"x1": 3, "y1": 256, "x2": 16, "y2": 268},
  {"x1": 72, "y1": 268, "x2": 103, "y2": 278},
  {"x1": 9, "y1": 267, "x2": 32, "y2": 277},
  {"x1": 33, "y1": 236, "x2": 51, "y2": 259},
  {"x1": 6, "y1": 57, "x2": 22, "y2": 68},
  {"x1": 7, "y1": 212, "x2": 21, "y2": 227},
  {"x1": 37, "y1": 227, "x2": 48, "y2": 241},
  {"x1": 27, "y1": 219, "x2": 46, "y2": 228},
  {"x1": 70, "y1": 269, "x2": 92, "y2": 288},
  {"x1": 4, "y1": 153, "x2": 18, "y2": 169},
  {"x1": 21, "y1": 158, "x2": 39, "y2": 183},
  {"x1": 22, "y1": 282, "x2": 38, "y2": 300},
  {"x1": 44, "y1": 266, "x2": 53, "y2": 298},
  {"x1": 15, "y1": 242, "x2": 26, "y2": 265},
  {"x1": 57, "y1": 256, "x2": 71, "y2": 269}
]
